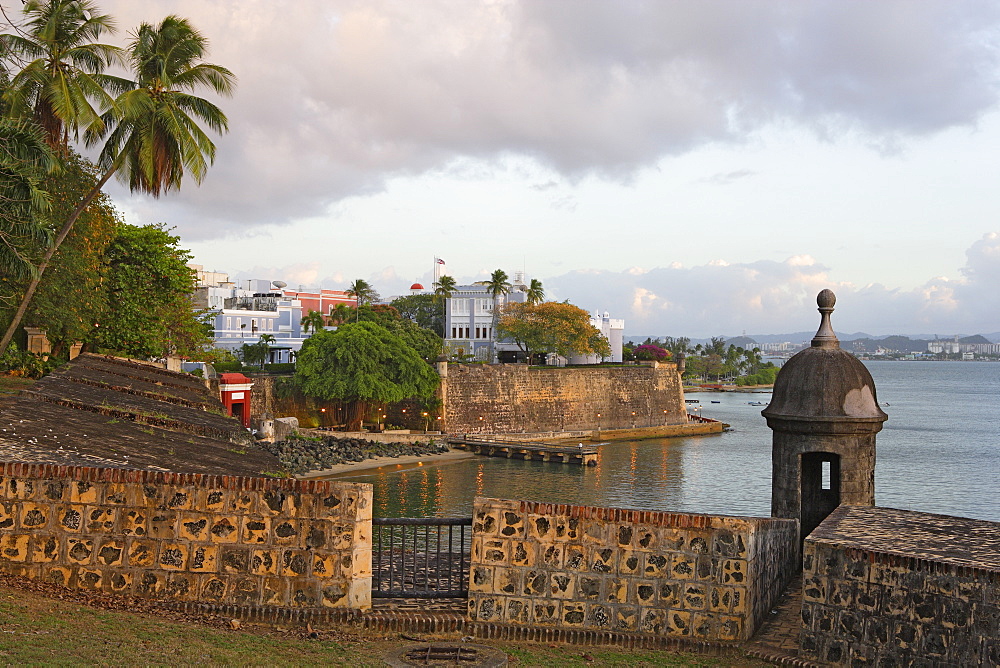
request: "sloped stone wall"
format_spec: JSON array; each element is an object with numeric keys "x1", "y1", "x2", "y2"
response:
[
  {"x1": 0, "y1": 462, "x2": 372, "y2": 613},
  {"x1": 468, "y1": 497, "x2": 797, "y2": 642},
  {"x1": 444, "y1": 364, "x2": 686, "y2": 434}
]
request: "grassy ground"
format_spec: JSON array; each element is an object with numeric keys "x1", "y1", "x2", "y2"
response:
[
  {"x1": 0, "y1": 375, "x2": 34, "y2": 398},
  {"x1": 0, "y1": 578, "x2": 772, "y2": 667}
]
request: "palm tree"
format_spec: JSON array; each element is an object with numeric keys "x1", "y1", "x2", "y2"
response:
[
  {"x1": 432, "y1": 274, "x2": 456, "y2": 304},
  {"x1": 0, "y1": 13, "x2": 235, "y2": 354},
  {"x1": 525, "y1": 278, "x2": 544, "y2": 305},
  {"x1": 1, "y1": 0, "x2": 129, "y2": 150},
  {"x1": 328, "y1": 303, "x2": 354, "y2": 326},
  {"x1": 482, "y1": 269, "x2": 510, "y2": 361},
  {"x1": 345, "y1": 278, "x2": 378, "y2": 307},
  {"x1": 0, "y1": 119, "x2": 54, "y2": 283},
  {"x1": 301, "y1": 309, "x2": 325, "y2": 335}
]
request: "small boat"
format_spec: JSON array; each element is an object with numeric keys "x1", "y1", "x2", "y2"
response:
[
  {"x1": 685, "y1": 399, "x2": 700, "y2": 404},
  {"x1": 711, "y1": 400, "x2": 721, "y2": 404},
  {"x1": 748, "y1": 401, "x2": 766, "y2": 406}
]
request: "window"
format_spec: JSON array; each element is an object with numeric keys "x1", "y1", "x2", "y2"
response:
[
  {"x1": 226, "y1": 317, "x2": 232, "y2": 329},
  {"x1": 476, "y1": 327, "x2": 481, "y2": 339}
]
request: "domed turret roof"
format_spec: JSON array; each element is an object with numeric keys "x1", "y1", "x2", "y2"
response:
[
  {"x1": 762, "y1": 290, "x2": 888, "y2": 423},
  {"x1": 410, "y1": 283, "x2": 424, "y2": 290}
]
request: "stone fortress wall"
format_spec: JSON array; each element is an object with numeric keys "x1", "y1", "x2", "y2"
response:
[
  {"x1": 0, "y1": 462, "x2": 372, "y2": 613},
  {"x1": 467, "y1": 497, "x2": 798, "y2": 642},
  {"x1": 442, "y1": 363, "x2": 686, "y2": 434},
  {"x1": 800, "y1": 505, "x2": 1000, "y2": 666}
]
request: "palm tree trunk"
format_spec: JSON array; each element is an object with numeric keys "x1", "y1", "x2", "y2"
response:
[{"x1": 0, "y1": 162, "x2": 119, "y2": 354}]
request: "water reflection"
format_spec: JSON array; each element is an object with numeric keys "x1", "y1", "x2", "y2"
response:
[{"x1": 328, "y1": 361, "x2": 1000, "y2": 523}]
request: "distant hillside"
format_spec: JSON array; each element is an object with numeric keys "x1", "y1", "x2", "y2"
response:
[{"x1": 627, "y1": 332, "x2": 998, "y2": 348}]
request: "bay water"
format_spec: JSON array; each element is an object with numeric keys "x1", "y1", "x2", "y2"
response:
[{"x1": 330, "y1": 361, "x2": 999, "y2": 523}]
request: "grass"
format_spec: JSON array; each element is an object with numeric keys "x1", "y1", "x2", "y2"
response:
[
  {"x1": 0, "y1": 375, "x2": 35, "y2": 397},
  {"x1": 0, "y1": 579, "x2": 772, "y2": 667}
]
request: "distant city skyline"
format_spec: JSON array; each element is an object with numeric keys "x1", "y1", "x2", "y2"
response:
[{"x1": 78, "y1": 1, "x2": 1000, "y2": 337}]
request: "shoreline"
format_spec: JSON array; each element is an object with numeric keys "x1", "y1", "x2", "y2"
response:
[{"x1": 296, "y1": 449, "x2": 475, "y2": 479}]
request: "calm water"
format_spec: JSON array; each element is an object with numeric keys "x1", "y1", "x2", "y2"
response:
[{"x1": 330, "y1": 361, "x2": 1000, "y2": 523}]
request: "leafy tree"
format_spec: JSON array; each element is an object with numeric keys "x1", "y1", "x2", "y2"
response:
[
  {"x1": 0, "y1": 9, "x2": 235, "y2": 354},
  {"x1": 301, "y1": 309, "x2": 325, "y2": 335},
  {"x1": 21, "y1": 152, "x2": 120, "y2": 356},
  {"x1": 525, "y1": 278, "x2": 544, "y2": 305},
  {"x1": 295, "y1": 321, "x2": 439, "y2": 431},
  {"x1": 497, "y1": 301, "x2": 611, "y2": 362},
  {"x1": 350, "y1": 303, "x2": 442, "y2": 360},
  {"x1": 0, "y1": 0, "x2": 128, "y2": 150},
  {"x1": 390, "y1": 293, "x2": 443, "y2": 336},
  {"x1": 93, "y1": 223, "x2": 208, "y2": 359}
]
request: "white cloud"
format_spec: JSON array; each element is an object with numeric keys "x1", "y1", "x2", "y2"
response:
[
  {"x1": 545, "y1": 234, "x2": 1000, "y2": 337},
  {"x1": 92, "y1": 0, "x2": 1000, "y2": 242}
]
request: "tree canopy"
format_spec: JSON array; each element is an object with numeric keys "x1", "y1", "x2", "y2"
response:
[
  {"x1": 295, "y1": 321, "x2": 439, "y2": 430},
  {"x1": 390, "y1": 293, "x2": 444, "y2": 336},
  {"x1": 497, "y1": 301, "x2": 611, "y2": 361},
  {"x1": 0, "y1": 3, "x2": 234, "y2": 354},
  {"x1": 93, "y1": 223, "x2": 208, "y2": 359}
]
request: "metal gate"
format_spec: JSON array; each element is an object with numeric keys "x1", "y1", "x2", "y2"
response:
[{"x1": 372, "y1": 517, "x2": 472, "y2": 598}]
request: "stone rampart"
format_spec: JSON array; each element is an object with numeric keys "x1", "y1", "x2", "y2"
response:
[
  {"x1": 467, "y1": 497, "x2": 797, "y2": 643},
  {"x1": 0, "y1": 462, "x2": 372, "y2": 614},
  {"x1": 445, "y1": 364, "x2": 686, "y2": 434},
  {"x1": 801, "y1": 505, "x2": 1000, "y2": 666}
]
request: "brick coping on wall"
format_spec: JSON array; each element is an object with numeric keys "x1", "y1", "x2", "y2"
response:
[
  {"x1": 0, "y1": 461, "x2": 356, "y2": 496},
  {"x1": 489, "y1": 497, "x2": 784, "y2": 528}
]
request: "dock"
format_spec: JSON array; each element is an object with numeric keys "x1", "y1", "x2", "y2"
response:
[{"x1": 448, "y1": 435, "x2": 599, "y2": 466}]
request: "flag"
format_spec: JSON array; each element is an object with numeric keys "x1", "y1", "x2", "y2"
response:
[{"x1": 436, "y1": 258, "x2": 446, "y2": 264}]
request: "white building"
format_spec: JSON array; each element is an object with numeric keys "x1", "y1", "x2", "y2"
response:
[
  {"x1": 191, "y1": 268, "x2": 307, "y2": 363},
  {"x1": 442, "y1": 270, "x2": 624, "y2": 364}
]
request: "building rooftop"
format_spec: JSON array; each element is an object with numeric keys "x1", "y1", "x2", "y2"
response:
[
  {"x1": 810, "y1": 505, "x2": 1000, "y2": 572},
  {"x1": 0, "y1": 354, "x2": 282, "y2": 477}
]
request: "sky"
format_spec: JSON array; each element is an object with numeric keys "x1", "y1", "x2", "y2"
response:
[{"x1": 44, "y1": 1, "x2": 1000, "y2": 337}]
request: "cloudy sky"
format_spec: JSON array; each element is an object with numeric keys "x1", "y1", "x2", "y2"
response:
[{"x1": 66, "y1": 1, "x2": 1000, "y2": 337}]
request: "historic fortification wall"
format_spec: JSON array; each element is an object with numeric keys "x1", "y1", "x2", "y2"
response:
[
  {"x1": 0, "y1": 462, "x2": 372, "y2": 613},
  {"x1": 801, "y1": 505, "x2": 1000, "y2": 666},
  {"x1": 443, "y1": 363, "x2": 686, "y2": 434},
  {"x1": 467, "y1": 497, "x2": 798, "y2": 642}
]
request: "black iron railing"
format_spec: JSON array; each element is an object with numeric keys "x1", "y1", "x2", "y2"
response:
[{"x1": 372, "y1": 517, "x2": 472, "y2": 598}]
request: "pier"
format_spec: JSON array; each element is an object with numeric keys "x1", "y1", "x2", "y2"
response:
[{"x1": 448, "y1": 435, "x2": 599, "y2": 466}]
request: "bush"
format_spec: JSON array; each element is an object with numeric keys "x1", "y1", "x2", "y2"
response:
[
  {"x1": 0, "y1": 345, "x2": 49, "y2": 378},
  {"x1": 261, "y1": 362, "x2": 295, "y2": 374},
  {"x1": 633, "y1": 344, "x2": 670, "y2": 361},
  {"x1": 212, "y1": 361, "x2": 243, "y2": 373}
]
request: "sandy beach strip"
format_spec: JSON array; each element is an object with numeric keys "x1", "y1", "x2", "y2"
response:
[{"x1": 296, "y1": 449, "x2": 475, "y2": 479}]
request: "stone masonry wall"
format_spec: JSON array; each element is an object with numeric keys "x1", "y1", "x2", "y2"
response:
[
  {"x1": 445, "y1": 364, "x2": 686, "y2": 434},
  {"x1": 801, "y1": 505, "x2": 1000, "y2": 666},
  {"x1": 468, "y1": 497, "x2": 798, "y2": 643},
  {"x1": 0, "y1": 462, "x2": 372, "y2": 613}
]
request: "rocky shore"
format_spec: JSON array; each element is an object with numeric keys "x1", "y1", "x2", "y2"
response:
[{"x1": 260, "y1": 434, "x2": 449, "y2": 475}]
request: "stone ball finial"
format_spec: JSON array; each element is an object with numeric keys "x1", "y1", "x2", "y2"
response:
[{"x1": 812, "y1": 289, "x2": 838, "y2": 349}]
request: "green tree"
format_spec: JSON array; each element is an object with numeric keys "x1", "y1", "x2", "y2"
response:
[
  {"x1": 390, "y1": 293, "x2": 443, "y2": 336},
  {"x1": 0, "y1": 9, "x2": 234, "y2": 354},
  {"x1": 22, "y1": 151, "x2": 119, "y2": 356},
  {"x1": 497, "y1": 301, "x2": 611, "y2": 362},
  {"x1": 432, "y1": 274, "x2": 456, "y2": 303},
  {"x1": 480, "y1": 269, "x2": 510, "y2": 361},
  {"x1": 0, "y1": 0, "x2": 128, "y2": 150},
  {"x1": 345, "y1": 278, "x2": 378, "y2": 307},
  {"x1": 327, "y1": 303, "x2": 354, "y2": 326},
  {"x1": 0, "y1": 119, "x2": 53, "y2": 284},
  {"x1": 295, "y1": 321, "x2": 439, "y2": 431},
  {"x1": 525, "y1": 278, "x2": 544, "y2": 305},
  {"x1": 93, "y1": 223, "x2": 207, "y2": 359},
  {"x1": 301, "y1": 309, "x2": 325, "y2": 335}
]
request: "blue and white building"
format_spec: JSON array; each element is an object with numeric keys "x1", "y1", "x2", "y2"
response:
[
  {"x1": 441, "y1": 270, "x2": 624, "y2": 363},
  {"x1": 192, "y1": 267, "x2": 307, "y2": 363}
]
